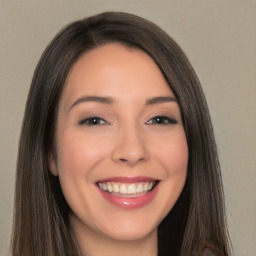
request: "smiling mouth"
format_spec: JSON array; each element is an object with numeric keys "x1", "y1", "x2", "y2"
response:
[
  {"x1": 96, "y1": 177, "x2": 160, "y2": 209},
  {"x1": 97, "y1": 181, "x2": 158, "y2": 198}
]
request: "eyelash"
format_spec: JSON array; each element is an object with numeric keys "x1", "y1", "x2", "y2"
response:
[
  {"x1": 146, "y1": 115, "x2": 178, "y2": 125},
  {"x1": 78, "y1": 115, "x2": 177, "y2": 126},
  {"x1": 78, "y1": 117, "x2": 108, "y2": 126}
]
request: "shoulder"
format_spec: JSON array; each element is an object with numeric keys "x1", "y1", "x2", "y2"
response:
[{"x1": 203, "y1": 248, "x2": 216, "y2": 256}]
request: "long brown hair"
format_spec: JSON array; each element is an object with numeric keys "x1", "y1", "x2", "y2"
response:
[{"x1": 11, "y1": 12, "x2": 231, "y2": 256}]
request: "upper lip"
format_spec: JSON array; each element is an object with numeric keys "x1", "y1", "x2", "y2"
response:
[{"x1": 96, "y1": 176, "x2": 158, "y2": 183}]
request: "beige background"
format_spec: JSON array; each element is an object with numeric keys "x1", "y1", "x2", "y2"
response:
[{"x1": 0, "y1": 1, "x2": 255, "y2": 255}]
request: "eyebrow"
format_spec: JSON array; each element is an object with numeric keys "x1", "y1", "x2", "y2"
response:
[
  {"x1": 68, "y1": 95, "x2": 177, "y2": 112},
  {"x1": 68, "y1": 96, "x2": 114, "y2": 111},
  {"x1": 146, "y1": 96, "x2": 177, "y2": 105}
]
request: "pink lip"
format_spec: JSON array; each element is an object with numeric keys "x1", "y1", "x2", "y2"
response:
[{"x1": 96, "y1": 177, "x2": 159, "y2": 210}]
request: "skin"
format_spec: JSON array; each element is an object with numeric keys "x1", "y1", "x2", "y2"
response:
[{"x1": 50, "y1": 43, "x2": 188, "y2": 256}]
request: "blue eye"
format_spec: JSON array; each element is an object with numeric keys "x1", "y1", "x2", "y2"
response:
[
  {"x1": 147, "y1": 116, "x2": 178, "y2": 125},
  {"x1": 79, "y1": 117, "x2": 107, "y2": 126}
]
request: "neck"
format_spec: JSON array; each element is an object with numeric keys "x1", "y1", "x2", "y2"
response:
[{"x1": 70, "y1": 215, "x2": 158, "y2": 256}]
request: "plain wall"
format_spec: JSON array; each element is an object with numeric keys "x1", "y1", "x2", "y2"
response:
[{"x1": 0, "y1": 1, "x2": 255, "y2": 255}]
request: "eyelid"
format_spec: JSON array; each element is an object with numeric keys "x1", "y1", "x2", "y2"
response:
[
  {"x1": 146, "y1": 115, "x2": 178, "y2": 125},
  {"x1": 78, "y1": 116, "x2": 109, "y2": 125}
]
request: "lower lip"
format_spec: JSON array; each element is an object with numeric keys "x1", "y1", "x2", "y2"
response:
[{"x1": 97, "y1": 183, "x2": 159, "y2": 210}]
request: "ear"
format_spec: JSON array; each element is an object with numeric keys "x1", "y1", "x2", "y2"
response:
[{"x1": 48, "y1": 152, "x2": 58, "y2": 176}]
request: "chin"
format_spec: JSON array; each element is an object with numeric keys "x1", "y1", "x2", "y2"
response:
[
  {"x1": 105, "y1": 226, "x2": 156, "y2": 242},
  {"x1": 97, "y1": 214, "x2": 159, "y2": 242}
]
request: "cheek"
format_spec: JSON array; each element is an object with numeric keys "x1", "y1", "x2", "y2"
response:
[
  {"x1": 54, "y1": 131, "x2": 113, "y2": 209},
  {"x1": 157, "y1": 131, "x2": 188, "y2": 177},
  {"x1": 55, "y1": 130, "x2": 113, "y2": 212},
  {"x1": 159, "y1": 131, "x2": 188, "y2": 211},
  {"x1": 56, "y1": 130, "x2": 110, "y2": 176},
  {"x1": 167, "y1": 140, "x2": 188, "y2": 175}
]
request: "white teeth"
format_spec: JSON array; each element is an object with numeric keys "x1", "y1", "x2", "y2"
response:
[
  {"x1": 113, "y1": 184, "x2": 119, "y2": 193},
  {"x1": 102, "y1": 183, "x2": 107, "y2": 191},
  {"x1": 107, "y1": 183, "x2": 113, "y2": 193},
  {"x1": 98, "y1": 181, "x2": 156, "y2": 194},
  {"x1": 136, "y1": 184, "x2": 143, "y2": 193},
  {"x1": 120, "y1": 184, "x2": 128, "y2": 193},
  {"x1": 128, "y1": 184, "x2": 136, "y2": 194}
]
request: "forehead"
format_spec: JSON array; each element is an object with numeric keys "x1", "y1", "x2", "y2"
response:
[{"x1": 62, "y1": 43, "x2": 174, "y2": 107}]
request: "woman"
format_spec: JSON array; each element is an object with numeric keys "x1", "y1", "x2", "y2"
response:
[{"x1": 11, "y1": 12, "x2": 231, "y2": 256}]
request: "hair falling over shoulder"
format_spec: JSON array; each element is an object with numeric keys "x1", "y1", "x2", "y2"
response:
[{"x1": 11, "y1": 11, "x2": 231, "y2": 256}]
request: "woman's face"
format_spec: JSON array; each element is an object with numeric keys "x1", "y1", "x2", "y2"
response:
[{"x1": 50, "y1": 43, "x2": 188, "y2": 241}]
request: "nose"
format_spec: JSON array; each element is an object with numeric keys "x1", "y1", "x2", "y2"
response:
[{"x1": 111, "y1": 125, "x2": 149, "y2": 166}]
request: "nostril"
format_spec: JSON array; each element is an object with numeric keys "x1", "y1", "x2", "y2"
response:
[{"x1": 119, "y1": 158, "x2": 127, "y2": 162}]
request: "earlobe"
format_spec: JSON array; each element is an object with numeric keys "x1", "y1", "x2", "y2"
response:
[{"x1": 48, "y1": 153, "x2": 58, "y2": 176}]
